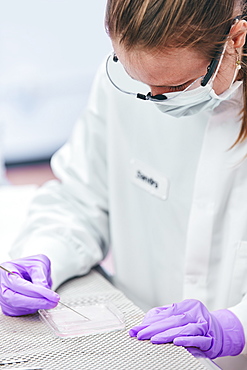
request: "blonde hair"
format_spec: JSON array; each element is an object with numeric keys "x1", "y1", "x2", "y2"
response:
[{"x1": 105, "y1": 0, "x2": 247, "y2": 145}]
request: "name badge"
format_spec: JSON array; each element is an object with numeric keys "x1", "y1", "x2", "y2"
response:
[{"x1": 130, "y1": 159, "x2": 169, "y2": 200}]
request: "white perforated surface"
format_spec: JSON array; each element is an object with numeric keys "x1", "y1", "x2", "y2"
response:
[{"x1": 0, "y1": 270, "x2": 210, "y2": 369}]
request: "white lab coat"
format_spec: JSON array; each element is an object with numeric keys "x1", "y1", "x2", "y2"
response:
[{"x1": 10, "y1": 58, "x2": 247, "y2": 351}]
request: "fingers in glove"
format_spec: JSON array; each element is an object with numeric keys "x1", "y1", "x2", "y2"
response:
[
  {"x1": 142, "y1": 305, "x2": 173, "y2": 322},
  {"x1": 23, "y1": 255, "x2": 51, "y2": 287},
  {"x1": 1, "y1": 274, "x2": 59, "y2": 301},
  {"x1": 142, "y1": 305, "x2": 176, "y2": 324},
  {"x1": 13, "y1": 258, "x2": 51, "y2": 288},
  {"x1": 1, "y1": 303, "x2": 39, "y2": 316},
  {"x1": 0, "y1": 291, "x2": 59, "y2": 316},
  {"x1": 136, "y1": 314, "x2": 191, "y2": 340},
  {"x1": 129, "y1": 324, "x2": 149, "y2": 337},
  {"x1": 173, "y1": 334, "x2": 212, "y2": 352},
  {"x1": 150, "y1": 322, "x2": 207, "y2": 344},
  {"x1": 2, "y1": 254, "x2": 52, "y2": 288}
]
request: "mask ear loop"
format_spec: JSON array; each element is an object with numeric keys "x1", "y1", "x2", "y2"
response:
[
  {"x1": 210, "y1": 42, "x2": 228, "y2": 85},
  {"x1": 210, "y1": 43, "x2": 242, "y2": 90}
]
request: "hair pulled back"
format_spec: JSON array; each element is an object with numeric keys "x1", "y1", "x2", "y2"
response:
[{"x1": 105, "y1": 0, "x2": 247, "y2": 146}]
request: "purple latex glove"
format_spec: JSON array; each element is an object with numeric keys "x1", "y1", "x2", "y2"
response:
[
  {"x1": 129, "y1": 299, "x2": 245, "y2": 359},
  {"x1": 0, "y1": 254, "x2": 60, "y2": 316}
]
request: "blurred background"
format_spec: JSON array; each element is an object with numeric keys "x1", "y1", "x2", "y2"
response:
[
  {"x1": 0, "y1": 0, "x2": 113, "y2": 270},
  {"x1": 0, "y1": 0, "x2": 110, "y2": 168}
]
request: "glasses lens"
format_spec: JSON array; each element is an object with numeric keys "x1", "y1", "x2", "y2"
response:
[
  {"x1": 107, "y1": 56, "x2": 150, "y2": 96},
  {"x1": 107, "y1": 55, "x2": 212, "y2": 102}
]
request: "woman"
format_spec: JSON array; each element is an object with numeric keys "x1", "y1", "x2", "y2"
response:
[{"x1": 1, "y1": 0, "x2": 247, "y2": 359}]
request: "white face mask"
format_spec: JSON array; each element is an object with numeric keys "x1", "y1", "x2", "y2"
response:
[{"x1": 154, "y1": 80, "x2": 242, "y2": 118}]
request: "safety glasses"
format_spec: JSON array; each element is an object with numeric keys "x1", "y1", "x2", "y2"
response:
[
  {"x1": 105, "y1": 16, "x2": 241, "y2": 103},
  {"x1": 105, "y1": 45, "x2": 226, "y2": 102}
]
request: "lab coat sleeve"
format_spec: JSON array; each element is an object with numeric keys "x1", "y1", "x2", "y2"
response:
[{"x1": 10, "y1": 63, "x2": 110, "y2": 290}]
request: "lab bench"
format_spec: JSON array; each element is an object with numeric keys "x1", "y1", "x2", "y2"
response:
[{"x1": 0, "y1": 269, "x2": 220, "y2": 370}]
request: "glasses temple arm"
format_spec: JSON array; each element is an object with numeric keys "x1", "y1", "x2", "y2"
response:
[{"x1": 201, "y1": 58, "x2": 220, "y2": 87}]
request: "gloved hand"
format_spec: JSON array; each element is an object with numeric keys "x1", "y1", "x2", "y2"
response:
[
  {"x1": 129, "y1": 299, "x2": 245, "y2": 359},
  {"x1": 0, "y1": 254, "x2": 60, "y2": 316}
]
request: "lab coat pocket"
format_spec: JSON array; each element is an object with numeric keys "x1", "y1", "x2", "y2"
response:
[{"x1": 229, "y1": 241, "x2": 247, "y2": 305}]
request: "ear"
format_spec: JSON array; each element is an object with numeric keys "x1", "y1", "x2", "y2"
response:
[{"x1": 230, "y1": 19, "x2": 247, "y2": 48}]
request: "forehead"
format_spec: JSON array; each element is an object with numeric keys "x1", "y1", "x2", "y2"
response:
[{"x1": 112, "y1": 41, "x2": 209, "y2": 86}]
